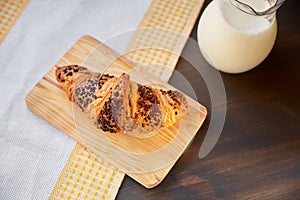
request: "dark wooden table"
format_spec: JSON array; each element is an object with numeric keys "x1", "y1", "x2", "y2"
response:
[{"x1": 117, "y1": 1, "x2": 300, "y2": 199}]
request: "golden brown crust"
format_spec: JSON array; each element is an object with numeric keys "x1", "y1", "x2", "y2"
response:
[
  {"x1": 55, "y1": 66, "x2": 188, "y2": 136},
  {"x1": 55, "y1": 65, "x2": 87, "y2": 100},
  {"x1": 130, "y1": 85, "x2": 165, "y2": 133},
  {"x1": 158, "y1": 89, "x2": 188, "y2": 127},
  {"x1": 95, "y1": 73, "x2": 131, "y2": 133}
]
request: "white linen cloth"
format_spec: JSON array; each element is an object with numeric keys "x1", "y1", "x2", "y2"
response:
[{"x1": 0, "y1": 0, "x2": 151, "y2": 199}]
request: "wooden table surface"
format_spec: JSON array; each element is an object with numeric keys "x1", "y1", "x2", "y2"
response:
[{"x1": 117, "y1": 1, "x2": 300, "y2": 199}]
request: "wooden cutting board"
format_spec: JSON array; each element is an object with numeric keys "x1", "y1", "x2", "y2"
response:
[{"x1": 26, "y1": 36, "x2": 207, "y2": 187}]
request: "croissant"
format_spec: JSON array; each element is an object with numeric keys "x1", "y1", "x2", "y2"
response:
[{"x1": 55, "y1": 65, "x2": 188, "y2": 136}]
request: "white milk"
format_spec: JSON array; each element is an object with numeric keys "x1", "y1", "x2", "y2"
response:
[{"x1": 197, "y1": 0, "x2": 277, "y2": 73}]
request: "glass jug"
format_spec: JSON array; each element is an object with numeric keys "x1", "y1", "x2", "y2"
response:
[{"x1": 197, "y1": 0, "x2": 285, "y2": 73}]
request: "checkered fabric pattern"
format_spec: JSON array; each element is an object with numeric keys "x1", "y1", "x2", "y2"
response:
[
  {"x1": 49, "y1": 143, "x2": 124, "y2": 200},
  {"x1": 0, "y1": 0, "x2": 203, "y2": 199},
  {"x1": 126, "y1": 0, "x2": 201, "y2": 81},
  {"x1": 0, "y1": 0, "x2": 29, "y2": 44},
  {"x1": 50, "y1": 0, "x2": 203, "y2": 199}
]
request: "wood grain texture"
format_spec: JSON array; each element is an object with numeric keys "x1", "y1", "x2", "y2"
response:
[
  {"x1": 26, "y1": 36, "x2": 100, "y2": 142},
  {"x1": 125, "y1": 0, "x2": 205, "y2": 81},
  {"x1": 117, "y1": 0, "x2": 300, "y2": 199},
  {"x1": 25, "y1": 36, "x2": 207, "y2": 188}
]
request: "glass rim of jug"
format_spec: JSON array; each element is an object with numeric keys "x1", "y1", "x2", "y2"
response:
[{"x1": 230, "y1": 0, "x2": 285, "y2": 16}]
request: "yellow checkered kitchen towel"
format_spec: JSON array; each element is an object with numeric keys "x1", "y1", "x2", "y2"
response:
[
  {"x1": 51, "y1": 0, "x2": 204, "y2": 199},
  {"x1": 126, "y1": 0, "x2": 203, "y2": 81},
  {"x1": 49, "y1": 143, "x2": 125, "y2": 200},
  {"x1": 0, "y1": 0, "x2": 29, "y2": 44},
  {"x1": 0, "y1": 0, "x2": 203, "y2": 199}
]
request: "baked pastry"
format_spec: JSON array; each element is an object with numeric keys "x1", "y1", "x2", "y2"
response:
[{"x1": 55, "y1": 65, "x2": 188, "y2": 136}]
